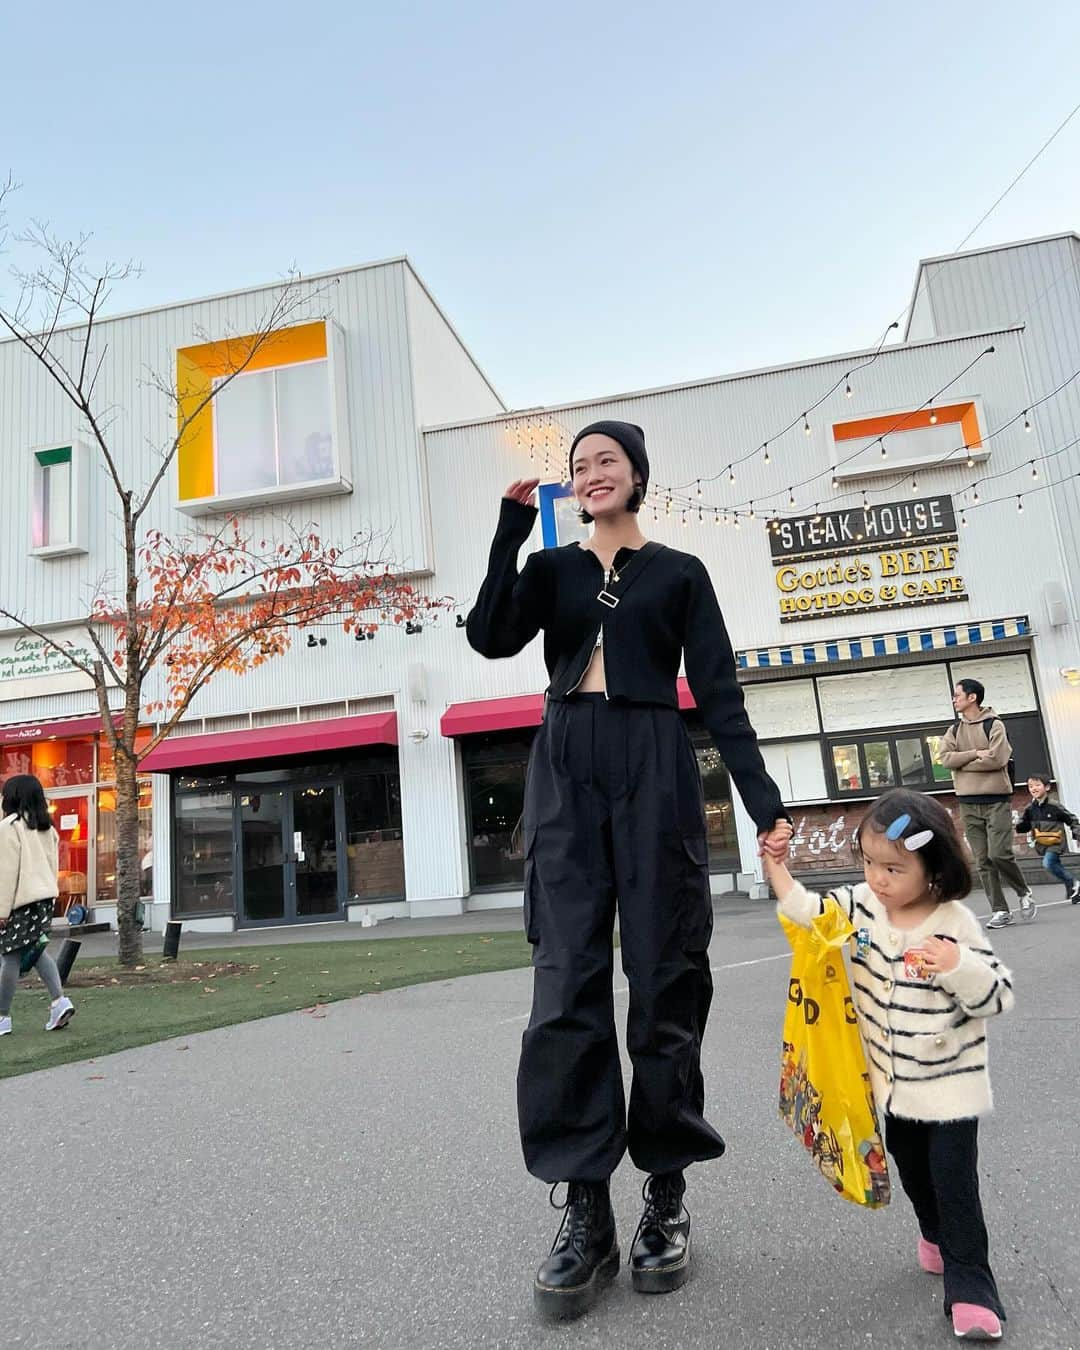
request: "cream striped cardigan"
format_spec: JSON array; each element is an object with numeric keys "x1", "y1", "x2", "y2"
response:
[{"x1": 778, "y1": 881, "x2": 1014, "y2": 1122}]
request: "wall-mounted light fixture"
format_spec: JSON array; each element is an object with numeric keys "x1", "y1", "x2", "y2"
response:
[{"x1": 1059, "y1": 667, "x2": 1080, "y2": 687}]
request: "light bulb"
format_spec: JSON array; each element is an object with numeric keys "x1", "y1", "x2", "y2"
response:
[
  {"x1": 961, "y1": 512, "x2": 968, "y2": 527},
  {"x1": 973, "y1": 488, "x2": 980, "y2": 503},
  {"x1": 831, "y1": 476, "x2": 839, "y2": 490},
  {"x1": 788, "y1": 488, "x2": 796, "y2": 507},
  {"x1": 803, "y1": 415, "x2": 811, "y2": 436},
  {"x1": 1024, "y1": 412, "x2": 1032, "y2": 432},
  {"x1": 749, "y1": 501, "x2": 756, "y2": 519},
  {"x1": 912, "y1": 477, "x2": 919, "y2": 493},
  {"x1": 762, "y1": 444, "x2": 771, "y2": 464},
  {"x1": 697, "y1": 480, "x2": 702, "y2": 498},
  {"x1": 880, "y1": 440, "x2": 887, "y2": 459},
  {"x1": 728, "y1": 465, "x2": 735, "y2": 485},
  {"x1": 1031, "y1": 462, "x2": 1039, "y2": 480},
  {"x1": 967, "y1": 455, "x2": 975, "y2": 468},
  {"x1": 929, "y1": 407, "x2": 937, "y2": 425},
  {"x1": 845, "y1": 378, "x2": 852, "y2": 398},
  {"x1": 733, "y1": 516, "x2": 741, "y2": 530},
  {"x1": 1017, "y1": 496, "x2": 1024, "y2": 513}
]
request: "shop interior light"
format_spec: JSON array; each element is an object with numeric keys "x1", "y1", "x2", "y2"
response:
[{"x1": 1060, "y1": 667, "x2": 1080, "y2": 687}]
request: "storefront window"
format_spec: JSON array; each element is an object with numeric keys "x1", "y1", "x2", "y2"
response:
[
  {"x1": 174, "y1": 791, "x2": 235, "y2": 916},
  {"x1": 96, "y1": 780, "x2": 154, "y2": 903},
  {"x1": 925, "y1": 735, "x2": 953, "y2": 783},
  {"x1": 1, "y1": 737, "x2": 95, "y2": 788},
  {"x1": 896, "y1": 738, "x2": 927, "y2": 786},
  {"x1": 343, "y1": 771, "x2": 405, "y2": 900},
  {"x1": 865, "y1": 742, "x2": 894, "y2": 789},
  {"x1": 832, "y1": 744, "x2": 863, "y2": 791},
  {"x1": 467, "y1": 760, "x2": 528, "y2": 889},
  {"x1": 97, "y1": 729, "x2": 154, "y2": 783},
  {"x1": 692, "y1": 740, "x2": 739, "y2": 866}
]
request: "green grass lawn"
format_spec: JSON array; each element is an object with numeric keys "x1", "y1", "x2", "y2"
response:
[{"x1": 0, "y1": 932, "x2": 533, "y2": 1080}]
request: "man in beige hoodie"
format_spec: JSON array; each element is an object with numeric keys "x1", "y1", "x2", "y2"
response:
[{"x1": 937, "y1": 677, "x2": 1036, "y2": 929}]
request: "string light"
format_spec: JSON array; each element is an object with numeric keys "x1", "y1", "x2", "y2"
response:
[
  {"x1": 879, "y1": 439, "x2": 887, "y2": 459},
  {"x1": 845, "y1": 377, "x2": 853, "y2": 398},
  {"x1": 911, "y1": 475, "x2": 919, "y2": 493},
  {"x1": 967, "y1": 453, "x2": 976, "y2": 468},
  {"x1": 960, "y1": 511, "x2": 968, "y2": 527},
  {"x1": 788, "y1": 487, "x2": 796, "y2": 507},
  {"x1": 1031, "y1": 461, "x2": 1039, "y2": 480},
  {"x1": 733, "y1": 515, "x2": 741, "y2": 529},
  {"x1": 728, "y1": 465, "x2": 735, "y2": 485},
  {"x1": 762, "y1": 444, "x2": 771, "y2": 465},
  {"x1": 861, "y1": 491, "x2": 869, "y2": 508},
  {"x1": 813, "y1": 504, "x2": 822, "y2": 522},
  {"x1": 1016, "y1": 495, "x2": 1024, "y2": 513},
  {"x1": 696, "y1": 479, "x2": 702, "y2": 498},
  {"x1": 713, "y1": 509, "x2": 720, "y2": 525},
  {"x1": 929, "y1": 404, "x2": 938, "y2": 425},
  {"x1": 681, "y1": 511, "x2": 689, "y2": 527},
  {"x1": 831, "y1": 475, "x2": 839, "y2": 490},
  {"x1": 972, "y1": 487, "x2": 980, "y2": 503},
  {"x1": 1024, "y1": 411, "x2": 1032, "y2": 431},
  {"x1": 803, "y1": 415, "x2": 811, "y2": 436},
  {"x1": 748, "y1": 500, "x2": 756, "y2": 519}
]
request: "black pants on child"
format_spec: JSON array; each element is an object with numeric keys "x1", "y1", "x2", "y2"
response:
[
  {"x1": 517, "y1": 694, "x2": 726, "y2": 1183},
  {"x1": 885, "y1": 1114, "x2": 1005, "y2": 1319}
]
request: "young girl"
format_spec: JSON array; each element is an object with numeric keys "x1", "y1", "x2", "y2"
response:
[
  {"x1": 1016, "y1": 774, "x2": 1080, "y2": 903},
  {"x1": 468, "y1": 420, "x2": 791, "y2": 1318},
  {"x1": 763, "y1": 788, "x2": 1011, "y2": 1342},
  {"x1": 0, "y1": 774, "x2": 75, "y2": 1036}
]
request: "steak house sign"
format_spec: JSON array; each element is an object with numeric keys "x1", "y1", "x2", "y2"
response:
[{"x1": 770, "y1": 495, "x2": 967, "y2": 623}]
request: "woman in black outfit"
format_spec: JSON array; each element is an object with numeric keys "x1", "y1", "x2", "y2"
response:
[{"x1": 467, "y1": 421, "x2": 791, "y2": 1320}]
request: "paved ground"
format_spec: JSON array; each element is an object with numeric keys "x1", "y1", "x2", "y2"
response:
[{"x1": 5, "y1": 886, "x2": 1079, "y2": 1350}]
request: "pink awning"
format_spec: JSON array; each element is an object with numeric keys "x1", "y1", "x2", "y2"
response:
[
  {"x1": 441, "y1": 682, "x2": 699, "y2": 737},
  {"x1": 0, "y1": 715, "x2": 103, "y2": 745},
  {"x1": 141, "y1": 711, "x2": 398, "y2": 772},
  {"x1": 440, "y1": 694, "x2": 546, "y2": 737}
]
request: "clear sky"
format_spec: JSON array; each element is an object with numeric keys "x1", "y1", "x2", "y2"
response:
[{"x1": 4, "y1": 0, "x2": 1080, "y2": 410}]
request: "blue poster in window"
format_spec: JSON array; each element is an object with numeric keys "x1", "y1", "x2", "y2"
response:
[{"x1": 538, "y1": 482, "x2": 590, "y2": 549}]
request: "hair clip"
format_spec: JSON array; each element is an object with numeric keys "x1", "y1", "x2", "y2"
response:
[{"x1": 885, "y1": 813, "x2": 933, "y2": 851}]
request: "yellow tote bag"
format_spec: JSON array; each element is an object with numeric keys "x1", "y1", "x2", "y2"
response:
[{"x1": 778, "y1": 898, "x2": 891, "y2": 1208}]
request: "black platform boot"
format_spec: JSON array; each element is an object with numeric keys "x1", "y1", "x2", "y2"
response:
[
  {"x1": 533, "y1": 1180, "x2": 620, "y2": 1321},
  {"x1": 630, "y1": 1171, "x2": 691, "y2": 1294}
]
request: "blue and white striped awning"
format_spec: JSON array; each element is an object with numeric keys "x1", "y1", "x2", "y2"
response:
[{"x1": 737, "y1": 616, "x2": 1030, "y2": 671}]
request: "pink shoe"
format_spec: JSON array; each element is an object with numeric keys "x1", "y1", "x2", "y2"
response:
[
  {"x1": 918, "y1": 1237, "x2": 944, "y2": 1275},
  {"x1": 952, "y1": 1303, "x2": 1003, "y2": 1340}
]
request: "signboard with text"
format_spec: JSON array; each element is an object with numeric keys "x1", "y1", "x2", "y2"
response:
[
  {"x1": 773, "y1": 496, "x2": 967, "y2": 623},
  {"x1": 0, "y1": 631, "x2": 99, "y2": 701},
  {"x1": 770, "y1": 495, "x2": 958, "y2": 563}
]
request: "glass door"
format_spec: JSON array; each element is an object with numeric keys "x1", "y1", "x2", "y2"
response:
[
  {"x1": 48, "y1": 792, "x2": 93, "y2": 919},
  {"x1": 238, "y1": 783, "x2": 345, "y2": 926}
]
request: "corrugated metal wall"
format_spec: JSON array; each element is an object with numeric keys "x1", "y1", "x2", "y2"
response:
[{"x1": 901, "y1": 235, "x2": 1080, "y2": 801}]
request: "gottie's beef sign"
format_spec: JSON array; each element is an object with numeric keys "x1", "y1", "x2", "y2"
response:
[{"x1": 770, "y1": 496, "x2": 966, "y2": 623}]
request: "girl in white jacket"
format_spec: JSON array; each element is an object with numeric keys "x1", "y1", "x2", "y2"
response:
[
  {"x1": 0, "y1": 774, "x2": 75, "y2": 1036},
  {"x1": 764, "y1": 788, "x2": 1011, "y2": 1342}
]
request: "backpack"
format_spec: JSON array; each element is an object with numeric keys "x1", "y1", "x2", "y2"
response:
[{"x1": 952, "y1": 717, "x2": 1016, "y2": 787}]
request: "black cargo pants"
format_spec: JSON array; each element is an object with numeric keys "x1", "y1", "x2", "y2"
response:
[{"x1": 517, "y1": 693, "x2": 726, "y2": 1182}]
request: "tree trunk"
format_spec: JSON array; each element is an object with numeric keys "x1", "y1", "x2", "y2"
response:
[{"x1": 115, "y1": 754, "x2": 144, "y2": 967}]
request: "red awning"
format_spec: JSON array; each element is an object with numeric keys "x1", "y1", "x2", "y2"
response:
[
  {"x1": 441, "y1": 682, "x2": 699, "y2": 737},
  {"x1": 440, "y1": 694, "x2": 546, "y2": 737},
  {"x1": 0, "y1": 715, "x2": 103, "y2": 745},
  {"x1": 141, "y1": 711, "x2": 398, "y2": 773}
]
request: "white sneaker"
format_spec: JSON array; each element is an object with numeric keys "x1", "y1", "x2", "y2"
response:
[
  {"x1": 1018, "y1": 893, "x2": 1038, "y2": 922},
  {"x1": 1070, "y1": 880, "x2": 1080, "y2": 904},
  {"x1": 985, "y1": 911, "x2": 1013, "y2": 929},
  {"x1": 45, "y1": 996, "x2": 75, "y2": 1031},
  {"x1": 0, "y1": 1015, "x2": 11, "y2": 1036}
]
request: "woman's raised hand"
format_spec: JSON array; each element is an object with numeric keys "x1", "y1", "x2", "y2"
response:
[{"x1": 503, "y1": 479, "x2": 541, "y2": 507}]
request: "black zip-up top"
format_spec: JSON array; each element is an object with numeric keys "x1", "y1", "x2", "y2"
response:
[
  {"x1": 466, "y1": 497, "x2": 788, "y2": 833},
  {"x1": 1016, "y1": 796, "x2": 1079, "y2": 849}
]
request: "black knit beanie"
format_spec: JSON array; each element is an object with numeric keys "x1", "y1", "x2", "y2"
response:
[{"x1": 568, "y1": 420, "x2": 650, "y2": 500}]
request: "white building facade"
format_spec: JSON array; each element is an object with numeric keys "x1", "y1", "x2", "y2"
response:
[{"x1": 2, "y1": 237, "x2": 1079, "y2": 932}]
